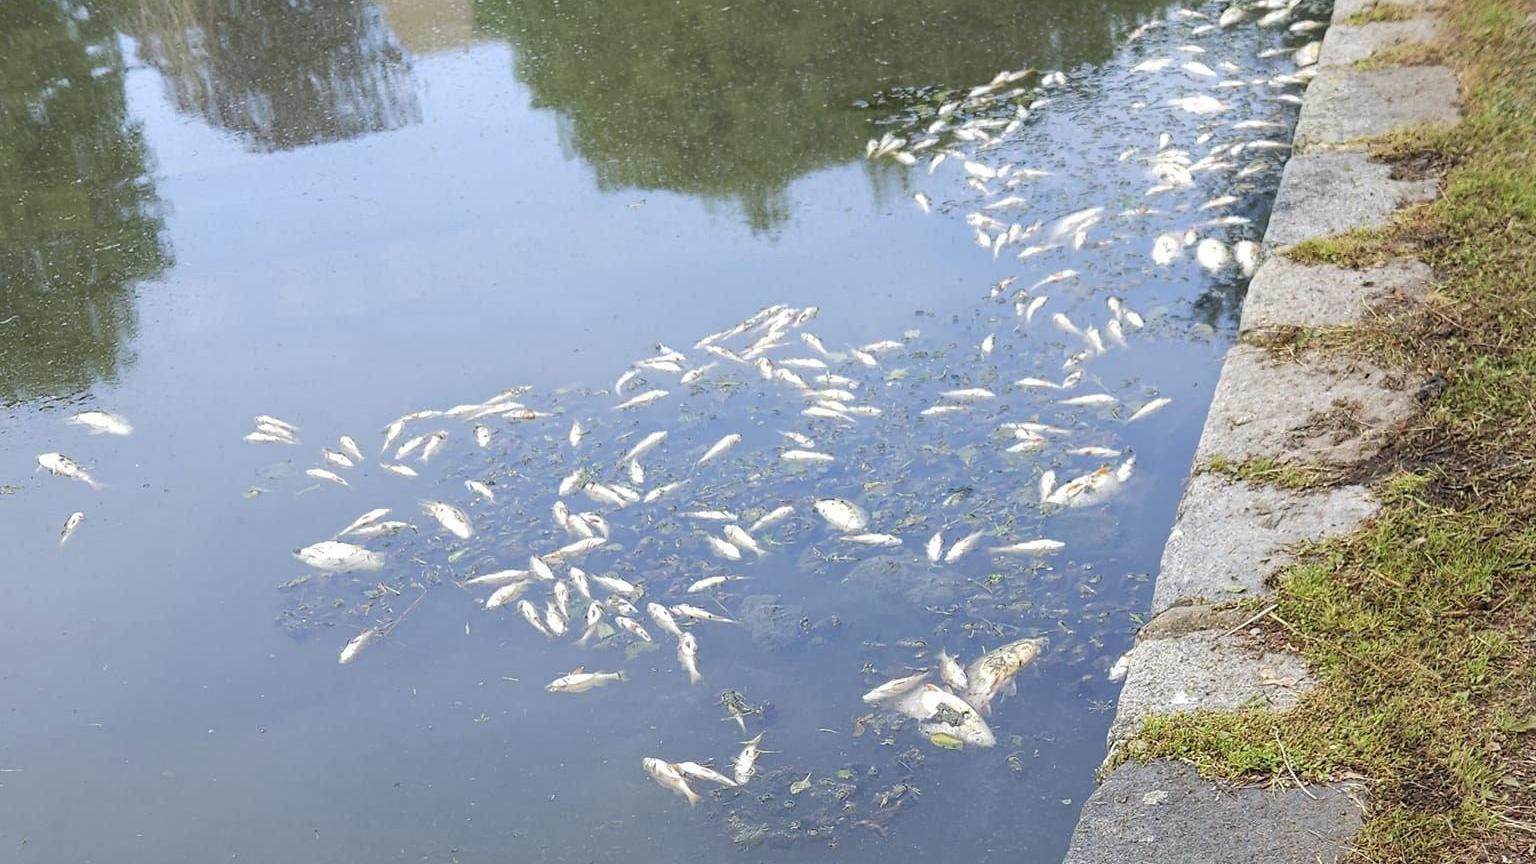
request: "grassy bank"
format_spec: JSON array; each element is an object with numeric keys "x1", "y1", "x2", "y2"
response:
[{"x1": 1121, "y1": 0, "x2": 1536, "y2": 861}]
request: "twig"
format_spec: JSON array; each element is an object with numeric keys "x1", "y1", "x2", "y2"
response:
[
  {"x1": 1220, "y1": 602, "x2": 1279, "y2": 638},
  {"x1": 1273, "y1": 729, "x2": 1318, "y2": 800}
]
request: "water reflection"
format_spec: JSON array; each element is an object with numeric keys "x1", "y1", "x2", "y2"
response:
[
  {"x1": 475, "y1": 0, "x2": 1172, "y2": 230},
  {"x1": 127, "y1": 0, "x2": 422, "y2": 152},
  {"x1": 0, "y1": 0, "x2": 170, "y2": 404}
]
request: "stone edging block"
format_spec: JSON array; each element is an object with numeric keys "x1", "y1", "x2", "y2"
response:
[
  {"x1": 1194, "y1": 344, "x2": 1419, "y2": 465},
  {"x1": 1265, "y1": 151, "x2": 1437, "y2": 248},
  {"x1": 1061, "y1": 760, "x2": 1365, "y2": 864},
  {"x1": 1107, "y1": 631, "x2": 1314, "y2": 751},
  {"x1": 1152, "y1": 474, "x2": 1379, "y2": 615},
  {"x1": 1240, "y1": 256, "x2": 1432, "y2": 332},
  {"x1": 1294, "y1": 65, "x2": 1460, "y2": 150}
]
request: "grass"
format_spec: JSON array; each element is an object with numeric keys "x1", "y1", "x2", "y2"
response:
[
  {"x1": 1354, "y1": 41, "x2": 1444, "y2": 70},
  {"x1": 1206, "y1": 454, "x2": 1340, "y2": 490},
  {"x1": 1346, "y1": 3, "x2": 1423, "y2": 25},
  {"x1": 1124, "y1": 0, "x2": 1536, "y2": 860}
]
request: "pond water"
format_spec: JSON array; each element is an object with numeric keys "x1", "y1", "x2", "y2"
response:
[{"x1": 0, "y1": 0, "x2": 1324, "y2": 860}]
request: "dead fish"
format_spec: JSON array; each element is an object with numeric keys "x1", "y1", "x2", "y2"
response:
[
  {"x1": 1039, "y1": 470, "x2": 1057, "y2": 502},
  {"x1": 1070, "y1": 446, "x2": 1122, "y2": 458},
  {"x1": 1168, "y1": 95, "x2": 1226, "y2": 114},
  {"x1": 965, "y1": 637, "x2": 1047, "y2": 713},
  {"x1": 380, "y1": 463, "x2": 418, "y2": 478},
  {"x1": 518, "y1": 599, "x2": 551, "y2": 636},
  {"x1": 862, "y1": 671, "x2": 931, "y2": 705},
  {"x1": 1045, "y1": 456, "x2": 1136, "y2": 508},
  {"x1": 1128, "y1": 398, "x2": 1173, "y2": 422},
  {"x1": 841, "y1": 533, "x2": 902, "y2": 547},
  {"x1": 813, "y1": 498, "x2": 869, "y2": 532},
  {"x1": 922, "y1": 405, "x2": 969, "y2": 417},
  {"x1": 990, "y1": 539, "x2": 1065, "y2": 555},
  {"x1": 644, "y1": 480, "x2": 688, "y2": 503},
  {"x1": 348, "y1": 521, "x2": 413, "y2": 540},
  {"x1": 338, "y1": 629, "x2": 377, "y2": 665},
  {"x1": 1153, "y1": 232, "x2": 1183, "y2": 265},
  {"x1": 1132, "y1": 57, "x2": 1172, "y2": 72},
  {"x1": 733, "y1": 733, "x2": 766, "y2": 784},
  {"x1": 306, "y1": 468, "x2": 349, "y2": 487},
  {"x1": 684, "y1": 510, "x2": 739, "y2": 522},
  {"x1": 1234, "y1": 240, "x2": 1260, "y2": 276},
  {"x1": 615, "y1": 616, "x2": 652, "y2": 642},
  {"x1": 1022, "y1": 295, "x2": 1049, "y2": 323},
  {"x1": 1182, "y1": 60, "x2": 1216, "y2": 77},
  {"x1": 1060, "y1": 393, "x2": 1118, "y2": 407},
  {"x1": 592, "y1": 574, "x2": 640, "y2": 598},
  {"x1": 58, "y1": 511, "x2": 85, "y2": 546},
  {"x1": 782, "y1": 449, "x2": 834, "y2": 464},
  {"x1": 672, "y1": 604, "x2": 737, "y2": 625},
  {"x1": 68, "y1": 411, "x2": 132, "y2": 436},
  {"x1": 707, "y1": 535, "x2": 743, "y2": 561},
  {"x1": 896, "y1": 684, "x2": 996, "y2": 748},
  {"x1": 614, "y1": 390, "x2": 669, "y2": 411},
  {"x1": 677, "y1": 632, "x2": 703, "y2": 684},
  {"x1": 944, "y1": 530, "x2": 985, "y2": 563},
  {"x1": 36, "y1": 453, "x2": 102, "y2": 490},
  {"x1": 544, "y1": 602, "x2": 568, "y2": 636},
  {"x1": 1196, "y1": 238, "x2": 1231, "y2": 273},
  {"x1": 414, "y1": 431, "x2": 446, "y2": 463},
  {"x1": 643, "y1": 757, "x2": 701, "y2": 806},
  {"x1": 942, "y1": 388, "x2": 996, "y2": 401},
  {"x1": 473, "y1": 425, "x2": 492, "y2": 448},
  {"x1": 647, "y1": 602, "x2": 686, "y2": 637},
  {"x1": 322, "y1": 449, "x2": 355, "y2": 470},
  {"x1": 698, "y1": 434, "x2": 742, "y2": 465},
  {"x1": 546, "y1": 670, "x2": 624, "y2": 693},
  {"x1": 723, "y1": 524, "x2": 764, "y2": 556},
  {"x1": 938, "y1": 651, "x2": 969, "y2": 692},
  {"x1": 422, "y1": 500, "x2": 473, "y2": 539},
  {"x1": 1051, "y1": 313, "x2": 1083, "y2": 339},
  {"x1": 245, "y1": 431, "x2": 296, "y2": 445},
  {"x1": 626, "y1": 431, "x2": 668, "y2": 462},
  {"x1": 687, "y1": 575, "x2": 744, "y2": 593},
  {"x1": 467, "y1": 569, "x2": 529, "y2": 589},
  {"x1": 295, "y1": 541, "x2": 384, "y2": 573},
  {"x1": 485, "y1": 580, "x2": 532, "y2": 610},
  {"x1": 749, "y1": 504, "x2": 795, "y2": 532},
  {"x1": 913, "y1": 192, "x2": 931, "y2": 214},
  {"x1": 336, "y1": 508, "x2": 392, "y2": 538},
  {"x1": 925, "y1": 531, "x2": 944, "y2": 564},
  {"x1": 1294, "y1": 40, "x2": 1322, "y2": 67},
  {"x1": 255, "y1": 415, "x2": 300, "y2": 435},
  {"x1": 675, "y1": 761, "x2": 738, "y2": 788}
]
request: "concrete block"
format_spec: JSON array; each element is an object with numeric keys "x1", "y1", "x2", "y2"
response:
[
  {"x1": 1240, "y1": 257, "x2": 1432, "y2": 332},
  {"x1": 1108, "y1": 632, "x2": 1314, "y2": 750},
  {"x1": 1295, "y1": 66, "x2": 1460, "y2": 150},
  {"x1": 1153, "y1": 474, "x2": 1379, "y2": 614},
  {"x1": 1265, "y1": 152, "x2": 1437, "y2": 248},
  {"x1": 1062, "y1": 760, "x2": 1364, "y2": 864},
  {"x1": 1319, "y1": 18, "x2": 1444, "y2": 67},
  {"x1": 1194, "y1": 345, "x2": 1419, "y2": 465}
]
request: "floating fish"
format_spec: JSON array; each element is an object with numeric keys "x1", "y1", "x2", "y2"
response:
[
  {"x1": 68, "y1": 411, "x2": 132, "y2": 436},
  {"x1": 644, "y1": 757, "x2": 701, "y2": 806},
  {"x1": 305, "y1": 468, "x2": 349, "y2": 487},
  {"x1": 733, "y1": 733, "x2": 766, "y2": 785},
  {"x1": 422, "y1": 500, "x2": 473, "y2": 539},
  {"x1": 965, "y1": 637, "x2": 1046, "y2": 714},
  {"x1": 36, "y1": 453, "x2": 102, "y2": 490},
  {"x1": 677, "y1": 632, "x2": 703, "y2": 683},
  {"x1": 295, "y1": 541, "x2": 384, "y2": 573},
  {"x1": 813, "y1": 498, "x2": 868, "y2": 532},
  {"x1": 58, "y1": 512, "x2": 85, "y2": 546},
  {"x1": 546, "y1": 670, "x2": 624, "y2": 693},
  {"x1": 338, "y1": 629, "x2": 377, "y2": 665}
]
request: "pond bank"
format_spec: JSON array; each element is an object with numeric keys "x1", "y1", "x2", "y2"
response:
[{"x1": 1059, "y1": 0, "x2": 1516, "y2": 859}]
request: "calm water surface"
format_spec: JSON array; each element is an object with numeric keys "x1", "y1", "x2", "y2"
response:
[{"x1": 0, "y1": 0, "x2": 1319, "y2": 860}]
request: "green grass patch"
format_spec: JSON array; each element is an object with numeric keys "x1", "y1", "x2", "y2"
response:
[
  {"x1": 1346, "y1": 3, "x2": 1422, "y2": 25},
  {"x1": 1353, "y1": 41, "x2": 1444, "y2": 69},
  {"x1": 1125, "y1": 0, "x2": 1536, "y2": 859},
  {"x1": 1206, "y1": 454, "x2": 1340, "y2": 490}
]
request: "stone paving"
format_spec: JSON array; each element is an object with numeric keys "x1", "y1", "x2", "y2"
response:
[{"x1": 1061, "y1": 0, "x2": 1462, "y2": 860}]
